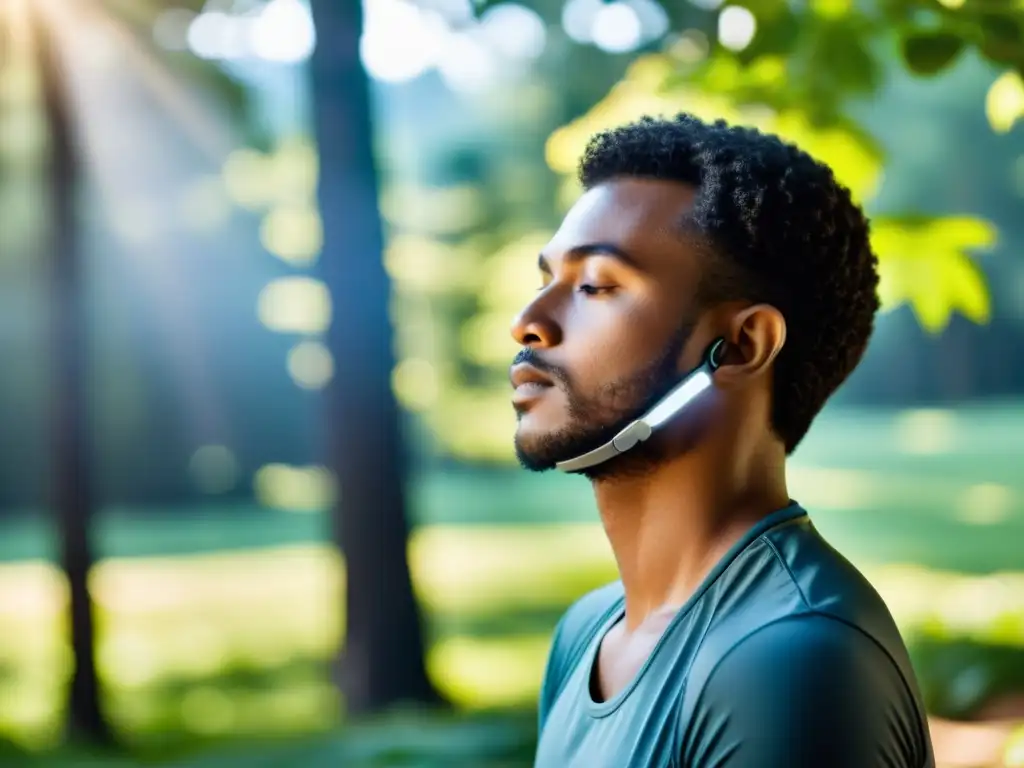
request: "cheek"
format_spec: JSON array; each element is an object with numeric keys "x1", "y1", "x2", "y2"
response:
[{"x1": 566, "y1": 302, "x2": 665, "y2": 383}]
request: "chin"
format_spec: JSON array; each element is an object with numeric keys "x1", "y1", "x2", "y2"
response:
[
  {"x1": 512, "y1": 422, "x2": 562, "y2": 473},
  {"x1": 514, "y1": 448, "x2": 557, "y2": 473},
  {"x1": 513, "y1": 407, "x2": 663, "y2": 479},
  {"x1": 512, "y1": 417, "x2": 615, "y2": 474}
]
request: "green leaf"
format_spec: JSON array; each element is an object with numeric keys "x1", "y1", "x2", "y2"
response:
[
  {"x1": 809, "y1": 20, "x2": 883, "y2": 95},
  {"x1": 873, "y1": 215, "x2": 996, "y2": 333},
  {"x1": 926, "y1": 216, "x2": 1000, "y2": 250},
  {"x1": 737, "y1": 0, "x2": 791, "y2": 21},
  {"x1": 901, "y1": 32, "x2": 967, "y2": 77},
  {"x1": 979, "y1": 12, "x2": 1023, "y2": 46},
  {"x1": 978, "y1": 14, "x2": 1024, "y2": 67},
  {"x1": 735, "y1": 12, "x2": 802, "y2": 61}
]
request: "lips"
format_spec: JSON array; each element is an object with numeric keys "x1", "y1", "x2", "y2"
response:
[
  {"x1": 510, "y1": 363, "x2": 555, "y2": 408},
  {"x1": 509, "y1": 363, "x2": 554, "y2": 389}
]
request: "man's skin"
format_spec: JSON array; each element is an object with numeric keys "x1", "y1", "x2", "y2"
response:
[{"x1": 510, "y1": 177, "x2": 791, "y2": 702}]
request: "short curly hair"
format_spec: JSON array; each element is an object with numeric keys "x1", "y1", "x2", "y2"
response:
[{"x1": 578, "y1": 113, "x2": 879, "y2": 454}]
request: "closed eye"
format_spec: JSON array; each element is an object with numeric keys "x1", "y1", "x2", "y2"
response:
[{"x1": 579, "y1": 285, "x2": 615, "y2": 296}]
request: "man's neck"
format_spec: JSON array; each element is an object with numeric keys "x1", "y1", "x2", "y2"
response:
[{"x1": 592, "y1": 435, "x2": 789, "y2": 632}]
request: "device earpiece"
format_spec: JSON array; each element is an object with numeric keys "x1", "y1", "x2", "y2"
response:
[{"x1": 706, "y1": 337, "x2": 727, "y2": 372}]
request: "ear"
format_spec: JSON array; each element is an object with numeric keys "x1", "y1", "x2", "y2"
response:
[{"x1": 715, "y1": 304, "x2": 786, "y2": 386}]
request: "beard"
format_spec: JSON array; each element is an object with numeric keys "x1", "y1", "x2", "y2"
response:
[{"x1": 513, "y1": 320, "x2": 696, "y2": 480}]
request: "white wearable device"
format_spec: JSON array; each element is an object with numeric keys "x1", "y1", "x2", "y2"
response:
[{"x1": 554, "y1": 338, "x2": 727, "y2": 473}]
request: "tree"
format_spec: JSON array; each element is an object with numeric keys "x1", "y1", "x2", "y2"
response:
[
  {"x1": 308, "y1": 0, "x2": 444, "y2": 713},
  {"x1": 22, "y1": 0, "x2": 257, "y2": 746},
  {"x1": 30, "y1": 3, "x2": 113, "y2": 746}
]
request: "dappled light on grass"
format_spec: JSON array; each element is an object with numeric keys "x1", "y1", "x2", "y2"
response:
[
  {"x1": 410, "y1": 525, "x2": 614, "y2": 614},
  {"x1": 870, "y1": 566, "x2": 1024, "y2": 643},
  {"x1": 428, "y1": 635, "x2": 551, "y2": 709},
  {"x1": 107, "y1": 672, "x2": 339, "y2": 746},
  {"x1": 0, "y1": 562, "x2": 67, "y2": 750},
  {"x1": 0, "y1": 527, "x2": 1023, "y2": 753},
  {"x1": 931, "y1": 718, "x2": 1024, "y2": 768}
]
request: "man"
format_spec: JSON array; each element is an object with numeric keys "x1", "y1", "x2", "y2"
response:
[{"x1": 510, "y1": 114, "x2": 934, "y2": 767}]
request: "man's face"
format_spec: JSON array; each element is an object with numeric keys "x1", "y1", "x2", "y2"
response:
[{"x1": 509, "y1": 178, "x2": 707, "y2": 475}]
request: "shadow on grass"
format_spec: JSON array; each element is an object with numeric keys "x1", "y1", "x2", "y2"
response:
[
  {"x1": 21, "y1": 708, "x2": 538, "y2": 768},
  {"x1": 911, "y1": 633, "x2": 1024, "y2": 720},
  {"x1": 101, "y1": 657, "x2": 336, "y2": 750}
]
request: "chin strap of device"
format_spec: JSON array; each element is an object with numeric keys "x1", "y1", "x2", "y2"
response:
[{"x1": 554, "y1": 338, "x2": 726, "y2": 473}]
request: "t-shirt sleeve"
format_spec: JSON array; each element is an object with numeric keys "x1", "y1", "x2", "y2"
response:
[
  {"x1": 681, "y1": 614, "x2": 926, "y2": 768},
  {"x1": 538, "y1": 584, "x2": 623, "y2": 733},
  {"x1": 538, "y1": 610, "x2": 571, "y2": 732}
]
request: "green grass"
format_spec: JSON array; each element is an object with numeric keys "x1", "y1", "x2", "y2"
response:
[
  {"x1": 1, "y1": 534, "x2": 1023, "y2": 755},
  {"x1": 4, "y1": 710, "x2": 539, "y2": 767},
  {"x1": 1, "y1": 402, "x2": 1023, "y2": 761}
]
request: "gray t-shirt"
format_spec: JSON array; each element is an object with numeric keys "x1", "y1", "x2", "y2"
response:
[{"x1": 534, "y1": 504, "x2": 934, "y2": 767}]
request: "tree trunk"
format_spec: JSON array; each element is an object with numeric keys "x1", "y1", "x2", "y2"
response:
[
  {"x1": 32, "y1": 5, "x2": 113, "y2": 745},
  {"x1": 308, "y1": 1, "x2": 444, "y2": 714}
]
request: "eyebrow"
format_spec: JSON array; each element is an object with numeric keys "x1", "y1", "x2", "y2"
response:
[{"x1": 537, "y1": 242, "x2": 642, "y2": 274}]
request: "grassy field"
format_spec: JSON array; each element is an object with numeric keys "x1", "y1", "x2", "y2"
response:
[
  {"x1": 0, "y1": 403, "x2": 1022, "y2": 764},
  {"x1": 7, "y1": 711, "x2": 541, "y2": 767},
  {"x1": 1, "y1": 532, "x2": 1023, "y2": 748}
]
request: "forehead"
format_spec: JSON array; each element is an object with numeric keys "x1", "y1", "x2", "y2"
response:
[{"x1": 546, "y1": 178, "x2": 699, "y2": 263}]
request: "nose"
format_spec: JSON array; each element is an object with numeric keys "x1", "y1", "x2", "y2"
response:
[{"x1": 510, "y1": 294, "x2": 562, "y2": 349}]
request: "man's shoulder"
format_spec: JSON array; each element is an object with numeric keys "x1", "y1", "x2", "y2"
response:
[
  {"x1": 676, "y1": 512, "x2": 933, "y2": 764},
  {"x1": 702, "y1": 611, "x2": 904, "y2": 685},
  {"x1": 538, "y1": 581, "x2": 624, "y2": 727},
  {"x1": 757, "y1": 511, "x2": 916, "y2": 665},
  {"x1": 710, "y1": 510, "x2": 911, "y2": 654},
  {"x1": 680, "y1": 613, "x2": 933, "y2": 767},
  {"x1": 682, "y1": 512, "x2": 928, "y2": 718}
]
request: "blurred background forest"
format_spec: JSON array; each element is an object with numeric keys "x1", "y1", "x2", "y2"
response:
[{"x1": 1, "y1": 0, "x2": 1024, "y2": 765}]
